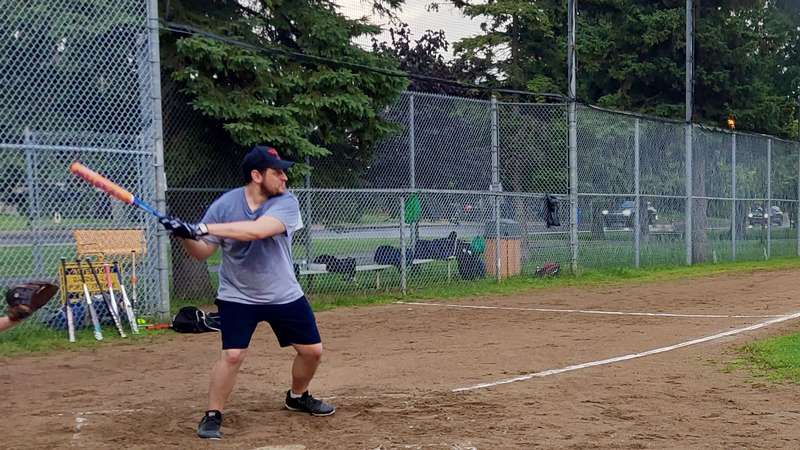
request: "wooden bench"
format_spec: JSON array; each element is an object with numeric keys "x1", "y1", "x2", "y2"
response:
[{"x1": 299, "y1": 257, "x2": 457, "y2": 288}]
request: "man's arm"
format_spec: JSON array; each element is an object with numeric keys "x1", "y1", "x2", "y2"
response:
[
  {"x1": 206, "y1": 215, "x2": 286, "y2": 241},
  {"x1": 164, "y1": 208, "x2": 291, "y2": 246},
  {"x1": 182, "y1": 239, "x2": 218, "y2": 261}
]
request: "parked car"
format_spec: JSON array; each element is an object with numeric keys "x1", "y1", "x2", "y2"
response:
[
  {"x1": 746, "y1": 205, "x2": 783, "y2": 227},
  {"x1": 601, "y1": 200, "x2": 657, "y2": 228}
]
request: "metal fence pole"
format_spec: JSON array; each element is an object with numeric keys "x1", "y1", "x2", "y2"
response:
[
  {"x1": 495, "y1": 194, "x2": 501, "y2": 282},
  {"x1": 491, "y1": 96, "x2": 502, "y2": 282},
  {"x1": 685, "y1": 0, "x2": 694, "y2": 266},
  {"x1": 731, "y1": 133, "x2": 737, "y2": 260},
  {"x1": 23, "y1": 129, "x2": 44, "y2": 276},
  {"x1": 304, "y1": 155, "x2": 313, "y2": 267},
  {"x1": 399, "y1": 195, "x2": 407, "y2": 295},
  {"x1": 409, "y1": 93, "x2": 416, "y2": 189},
  {"x1": 408, "y1": 93, "x2": 418, "y2": 245},
  {"x1": 147, "y1": 0, "x2": 171, "y2": 319},
  {"x1": 685, "y1": 124, "x2": 693, "y2": 265},
  {"x1": 634, "y1": 119, "x2": 641, "y2": 268},
  {"x1": 797, "y1": 142, "x2": 800, "y2": 257},
  {"x1": 568, "y1": 0, "x2": 579, "y2": 274},
  {"x1": 767, "y1": 138, "x2": 772, "y2": 259}
]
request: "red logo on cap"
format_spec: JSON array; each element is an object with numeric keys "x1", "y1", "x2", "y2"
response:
[{"x1": 266, "y1": 147, "x2": 280, "y2": 159}]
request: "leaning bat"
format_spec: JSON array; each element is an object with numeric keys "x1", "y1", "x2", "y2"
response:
[
  {"x1": 69, "y1": 162, "x2": 166, "y2": 220},
  {"x1": 60, "y1": 258, "x2": 75, "y2": 342},
  {"x1": 113, "y1": 261, "x2": 139, "y2": 334},
  {"x1": 102, "y1": 262, "x2": 123, "y2": 326},
  {"x1": 65, "y1": 300, "x2": 76, "y2": 342},
  {"x1": 86, "y1": 258, "x2": 126, "y2": 338},
  {"x1": 76, "y1": 258, "x2": 103, "y2": 341},
  {"x1": 130, "y1": 250, "x2": 139, "y2": 309}
]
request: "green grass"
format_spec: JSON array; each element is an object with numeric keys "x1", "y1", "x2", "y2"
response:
[
  {"x1": 732, "y1": 334, "x2": 800, "y2": 384},
  {"x1": 0, "y1": 245, "x2": 76, "y2": 277},
  {"x1": 5, "y1": 252, "x2": 800, "y2": 357},
  {"x1": 0, "y1": 213, "x2": 114, "y2": 231},
  {"x1": 0, "y1": 321, "x2": 175, "y2": 356}
]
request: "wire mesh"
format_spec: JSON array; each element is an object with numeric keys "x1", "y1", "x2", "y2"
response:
[
  {"x1": 577, "y1": 107, "x2": 636, "y2": 195},
  {"x1": 162, "y1": 89, "x2": 800, "y2": 303},
  {"x1": 0, "y1": 0, "x2": 161, "y2": 339},
  {"x1": 408, "y1": 93, "x2": 492, "y2": 191},
  {"x1": 499, "y1": 102, "x2": 568, "y2": 195},
  {"x1": 640, "y1": 121, "x2": 686, "y2": 196},
  {"x1": 640, "y1": 196, "x2": 687, "y2": 266}
]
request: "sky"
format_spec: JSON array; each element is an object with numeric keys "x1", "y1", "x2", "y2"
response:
[{"x1": 335, "y1": 0, "x2": 487, "y2": 58}]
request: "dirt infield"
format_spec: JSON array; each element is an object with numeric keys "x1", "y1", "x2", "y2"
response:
[{"x1": 4, "y1": 268, "x2": 800, "y2": 449}]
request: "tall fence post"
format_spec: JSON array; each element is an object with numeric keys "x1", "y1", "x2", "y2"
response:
[
  {"x1": 23, "y1": 129, "x2": 44, "y2": 277},
  {"x1": 304, "y1": 155, "x2": 313, "y2": 267},
  {"x1": 568, "y1": 0, "x2": 579, "y2": 274},
  {"x1": 490, "y1": 96, "x2": 500, "y2": 279},
  {"x1": 685, "y1": 124, "x2": 693, "y2": 265},
  {"x1": 731, "y1": 133, "x2": 737, "y2": 260},
  {"x1": 490, "y1": 95, "x2": 502, "y2": 282},
  {"x1": 797, "y1": 142, "x2": 800, "y2": 257},
  {"x1": 399, "y1": 195, "x2": 407, "y2": 295},
  {"x1": 409, "y1": 93, "x2": 416, "y2": 189},
  {"x1": 147, "y1": 0, "x2": 171, "y2": 319},
  {"x1": 494, "y1": 194, "x2": 501, "y2": 282},
  {"x1": 767, "y1": 139, "x2": 772, "y2": 259},
  {"x1": 634, "y1": 119, "x2": 641, "y2": 268},
  {"x1": 408, "y1": 93, "x2": 418, "y2": 244},
  {"x1": 685, "y1": 0, "x2": 694, "y2": 266}
]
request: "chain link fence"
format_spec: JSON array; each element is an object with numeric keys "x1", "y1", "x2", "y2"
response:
[
  {"x1": 0, "y1": 0, "x2": 166, "y2": 339},
  {"x1": 164, "y1": 90, "x2": 800, "y2": 304},
  {"x1": 2, "y1": 2, "x2": 799, "y2": 338}
]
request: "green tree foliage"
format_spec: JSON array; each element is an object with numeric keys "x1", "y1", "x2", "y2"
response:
[
  {"x1": 450, "y1": 0, "x2": 566, "y2": 93},
  {"x1": 449, "y1": 0, "x2": 798, "y2": 138},
  {"x1": 163, "y1": 0, "x2": 408, "y2": 182},
  {"x1": 160, "y1": 1, "x2": 408, "y2": 299}
]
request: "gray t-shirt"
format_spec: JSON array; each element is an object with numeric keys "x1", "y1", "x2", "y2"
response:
[{"x1": 201, "y1": 187, "x2": 304, "y2": 305}]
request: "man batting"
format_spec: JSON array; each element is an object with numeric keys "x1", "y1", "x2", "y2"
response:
[
  {"x1": 0, "y1": 282, "x2": 59, "y2": 333},
  {"x1": 159, "y1": 145, "x2": 334, "y2": 440}
]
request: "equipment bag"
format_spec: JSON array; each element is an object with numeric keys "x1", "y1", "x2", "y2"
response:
[{"x1": 171, "y1": 306, "x2": 221, "y2": 333}]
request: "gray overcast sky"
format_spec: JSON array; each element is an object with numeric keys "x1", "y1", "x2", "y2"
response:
[{"x1": 335, "y1": 1, "x2": 486, "y2": 57}]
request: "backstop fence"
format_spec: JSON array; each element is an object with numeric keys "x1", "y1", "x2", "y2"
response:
[
  {"x1": 1, "y1": 1, "x2": 798, "y2": 338},
  {"x1": 0, "y1": 0, "x2": 169, "y2": 335},
  {"x1": 165, "y1": 91, "x2": 800, "y2": 303}
]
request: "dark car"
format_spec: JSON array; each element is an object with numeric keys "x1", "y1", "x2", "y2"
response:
[
  {"x1": 747, "y1": 205, "x2": 783, "y2": 227},
  {"x1": 601, "y1": 200, "x2": 657, "y2": 228}
]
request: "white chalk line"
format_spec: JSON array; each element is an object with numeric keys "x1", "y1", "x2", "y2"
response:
[
  {"x1": 452, "y1": 310, "x2": 800, "y2": 392},
  {"x1": 397, "y1": 301, "x2": 783, "y2": 319},
  {"x1": 68, "y1": 408, "x2": 145, "y2": 440}
]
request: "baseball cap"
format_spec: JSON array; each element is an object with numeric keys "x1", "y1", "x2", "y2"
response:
[{"x1": 242, "y1": 145, "x2": 294, "y2": 179}]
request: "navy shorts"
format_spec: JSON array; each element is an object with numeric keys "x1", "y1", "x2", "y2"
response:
[{"x1": 214, "y1": 296, "x2": 321, "y2": 350}]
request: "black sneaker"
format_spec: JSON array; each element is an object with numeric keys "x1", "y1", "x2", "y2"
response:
[
  {"x1": 197, "y1": 410, "x2": 223, "y2": 439},
  {"x1": 285, "y1": 390, "x2": 336, "y2": 416}
]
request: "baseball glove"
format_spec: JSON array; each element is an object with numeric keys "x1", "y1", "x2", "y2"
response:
[
  {"x1": 534, "y1": 262, "x2": 561, "y2": 278},
  {"x1": 5, "y1": 281, "x2": 58, "y2": 322}
]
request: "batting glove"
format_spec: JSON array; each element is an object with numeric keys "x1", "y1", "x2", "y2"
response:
[
  {"x1": 171, "y1": 221, "x2": 209, "y2": 240},
  {"x1": 158, "y1": 215, "x2": 181, "y2": 231}
]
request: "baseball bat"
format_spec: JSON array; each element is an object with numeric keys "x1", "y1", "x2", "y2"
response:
[
  {"x1": 69, "y1": 162, "x2": 166, "y2": 220},
  {"x1": 76, "y1": 258, "x2": 103, "y2": 341},
  {"x1": 113, "y1": 261, "x2": 139, "y2": 334},
  {"x1": 65, "y1": 300, "x2": 75, "y2": 342},
  {"x1": 102, "y1": 262, "x2": 123, "y2": 325},
  {"x1": 130, "y1": 250, "x2": 139, "y2": 309},
  {"x1": 60, "y1": 258, "x2": 75, "y2": 342},
  {"x1": 86, "y1": 258, "x2": 126, "y2": 338}
]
